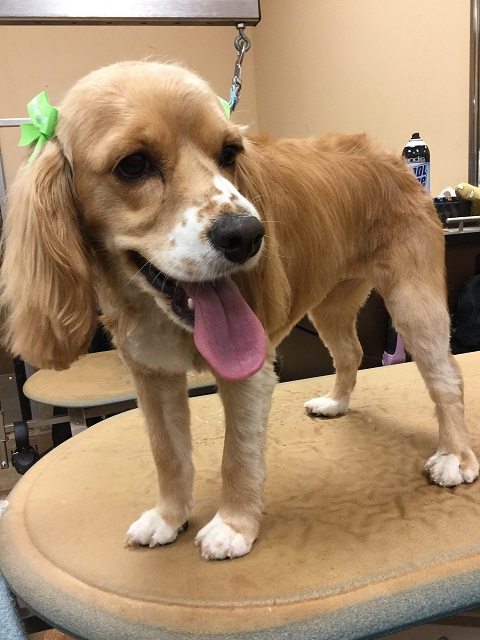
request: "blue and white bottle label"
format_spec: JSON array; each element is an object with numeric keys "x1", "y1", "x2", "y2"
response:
[{"x1": 409, "y1": 161, "x2": 430, "y2": 191}]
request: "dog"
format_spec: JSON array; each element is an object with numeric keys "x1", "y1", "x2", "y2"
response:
[{"x1": 1, "y1": 60, "x2": 478, "y2": 560}]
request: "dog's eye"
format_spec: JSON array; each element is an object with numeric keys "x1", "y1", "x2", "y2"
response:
[
  {"x1": 219, "y1": 145, "x2": 238, "y2": 169},
  {"x1": 116, "y1": 154, "x2": 152, "y2": 180}
]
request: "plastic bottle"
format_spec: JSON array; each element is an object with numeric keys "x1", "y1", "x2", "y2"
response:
[{"x1": 402, "y1": 133, "x2": 430, "y2": 191}]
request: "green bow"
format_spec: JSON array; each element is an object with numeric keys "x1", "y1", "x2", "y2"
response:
[
  {"x1": 218, "y1": 96, "x2": 231, "y2": 119},
  {"x1": 19, "y1": 91, "x2": 58, "y2": 161}
]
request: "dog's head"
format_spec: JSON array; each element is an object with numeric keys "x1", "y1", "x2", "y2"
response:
[{"x1": 0, "y1": 61, "x2": 265, "y2": 370}]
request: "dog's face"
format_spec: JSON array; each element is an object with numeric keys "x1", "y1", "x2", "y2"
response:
[
  {"x1": 0, "y1": 60, "x2": 267, "y2": 372},
  {"x1": 58, "y1": 61, "x2": 264, "y2": 331}
]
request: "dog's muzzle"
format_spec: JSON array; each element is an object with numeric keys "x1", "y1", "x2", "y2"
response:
[
  {"x1": 129, "y1": 251, "x2": 194, "y2": 325},
  {"x1": 129, "y1": 245, "x2": 267, "y2": 381},
  {"x1": 208, "y1": 215, "x2": 265, "y2": 264}
]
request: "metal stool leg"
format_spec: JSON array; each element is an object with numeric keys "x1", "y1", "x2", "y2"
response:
[{"x1": 68, "y1": 408, "x2": 88, "y2": 436}]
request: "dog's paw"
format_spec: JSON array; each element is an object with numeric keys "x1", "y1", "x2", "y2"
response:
[
  {"x1": 304, "y1": 395, "x2": 349, "y2": 417},
  {"x1": 125, "y1": 508, "x2": 187, "y2": 547},
  {"x1": 425, "y1": 451, "x2": 480, "y2": 487},
  {"x1": 194, "y1": 513, "x2": 253, "y2": 560}
]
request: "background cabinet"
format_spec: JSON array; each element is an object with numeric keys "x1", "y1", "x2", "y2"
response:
[{"x1": 277, "y1": 230, "x2": 480, "y2": 382}]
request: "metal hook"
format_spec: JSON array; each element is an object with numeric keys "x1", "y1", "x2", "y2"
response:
[{"x1": 234, "y1": 23, "x2": 251, "y2": 53}]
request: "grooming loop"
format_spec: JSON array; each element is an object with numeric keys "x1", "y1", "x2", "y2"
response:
[{"x1": 229, "y1": 23, "x2": 251, "y2": 112}]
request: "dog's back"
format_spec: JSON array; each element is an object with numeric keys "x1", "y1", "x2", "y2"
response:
[{"x1": 234, "y1": 131, "x2": 443, "y2": 345}]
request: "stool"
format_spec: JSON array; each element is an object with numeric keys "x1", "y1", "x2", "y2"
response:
[
  {"x1": 2, "y1": 354, "x2": 480, "y2": 639},
  {"x1": 22, "y1": 350, "x2": 215, "y2": 435}
]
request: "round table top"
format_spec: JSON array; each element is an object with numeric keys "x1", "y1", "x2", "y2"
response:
[
  {"x1": 23, "y1": 351, "x2": 136, "y2": 407},
  {"x1": 23, "y1": 350, "x2": 215, "y2": 408},
  {"x1": 3, "y1": 354, "x2": 480, "y2": 639}
]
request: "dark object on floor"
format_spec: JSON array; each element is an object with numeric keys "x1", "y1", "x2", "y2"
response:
[
  {"x1": 451, "y1": 274, "x2": 480, "y2": 354},
  {"x1": 11, "y1": 421, "x2": 39, "y2": 475}
]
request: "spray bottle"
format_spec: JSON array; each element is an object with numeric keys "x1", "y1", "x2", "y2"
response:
[{"x1": 402, "y1": 133, "x2": 431, "y2": 191}]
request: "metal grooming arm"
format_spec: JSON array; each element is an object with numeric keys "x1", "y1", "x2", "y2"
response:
[
  {"x1": 446, "y1": 215, "x2": 480, "y2": 232},
  {"x1": 0, "y1": 0, "x2": 260, "y2": 26},
  {"x1": 0, "y1": 119, "x2": 30, "y2": 215}
]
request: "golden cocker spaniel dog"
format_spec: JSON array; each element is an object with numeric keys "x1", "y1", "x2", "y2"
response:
[{"x1": 1, "y1": 61, "x2": 478, "y2": 559}]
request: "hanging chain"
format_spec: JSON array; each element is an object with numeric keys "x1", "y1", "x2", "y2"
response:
[{"x1": 229, "y1": 23, "x2": 251, "y2": 113}]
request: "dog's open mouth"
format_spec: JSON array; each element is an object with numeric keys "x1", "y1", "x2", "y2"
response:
[
  {"x1": 129, "y1": 250, "x2": 266, "y2": 381},
  {"x1": 130, "y1": 251, "x2": 194, "y2": 326}
]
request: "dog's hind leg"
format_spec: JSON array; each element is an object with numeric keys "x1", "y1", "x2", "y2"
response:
[
  {"x1": 377, "y1": 275, "x2": 479, "y2": 487},
  {"x1": 195, "y1": 359, "x2": 277, "y2": 560},
  {"x1": 304, "y1": 278, "x2": 372, "y2": 417},
  {"x1": 125, "y1": 368, "x2": 193, "y2": 547}
]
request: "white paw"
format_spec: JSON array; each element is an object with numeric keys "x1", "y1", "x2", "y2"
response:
[
  {"x1": 304, "y1": 395, "x2": 349, "y2": 417},
  {"x1": 125, "y1": 508, "x2": 183, "y2": 547},
  {"x1": 425, "y1": 452, "x2": 479, "y2": 487},
  {"x1": 195, "y1": 513, "x2": 252, "y2": 560}
]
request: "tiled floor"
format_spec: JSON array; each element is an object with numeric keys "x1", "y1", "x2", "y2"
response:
[{"x1": 386, "y1": 622, "x2": 480, "y2": 639}]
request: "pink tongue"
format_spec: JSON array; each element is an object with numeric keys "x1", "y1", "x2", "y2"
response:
[{"x1": 182, "y1": 278, "x2": 266, "y2": 381}]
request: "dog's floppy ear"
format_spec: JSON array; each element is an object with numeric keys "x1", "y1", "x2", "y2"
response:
[{"x1": 0, "y1": 141, "x2": 97, "y2": 370}]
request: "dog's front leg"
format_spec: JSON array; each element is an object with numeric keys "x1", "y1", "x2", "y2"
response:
[
  {"x1": 195, "y1": 360, "x2": 277, "y2": 560},
  {"x1": 125, "y1": 368, "x2": 193, "y2": 547}
]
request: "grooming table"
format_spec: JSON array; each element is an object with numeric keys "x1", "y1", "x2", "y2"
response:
[
  {"x1": 22, "y1": 350, "x2": 215, "y2": 434},
  {"x1": 1, "y1": 354, "x2": 480, "y2": 639}
]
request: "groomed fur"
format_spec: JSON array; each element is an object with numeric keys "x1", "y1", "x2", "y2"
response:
[
  {"x1": 1, "y1": 61, "x2": 478, "y2": 559},
  {"x1": 1, "y1": 141, "x2": 97, "y2": 369}
]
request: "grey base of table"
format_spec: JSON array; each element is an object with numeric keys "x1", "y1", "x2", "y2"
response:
[
  {"x1": 0, "y1": 571, "x2": 27, "y2": 640},
  {"x1": 2, "y1": 354, "x2": 480, "y2": 640}
]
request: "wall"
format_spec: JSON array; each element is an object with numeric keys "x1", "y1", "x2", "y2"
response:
[
  {"x1": 0, "y1": 25, "x2": 258, "y2": 186},
  {"x1": 253, "y1": 0, "x2": 471, "y2": 196},
  {"x1": 0, "y1": 2, "x2": 473, "y2": 196}
]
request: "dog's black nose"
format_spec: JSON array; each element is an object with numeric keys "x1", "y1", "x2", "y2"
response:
[{"x1": 209, "y1": 215, "x2": 265, "y2": 263}]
